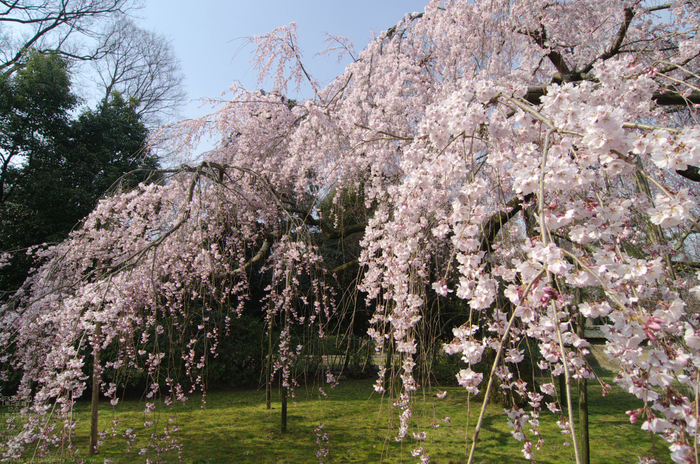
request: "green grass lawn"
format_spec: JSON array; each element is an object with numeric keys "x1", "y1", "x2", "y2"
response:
[{"x1": 3, "y1": 365, "x2": 672, "y2": 464}]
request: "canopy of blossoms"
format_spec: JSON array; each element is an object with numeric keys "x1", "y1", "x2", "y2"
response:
[{"x1": 3, "y1": 0, "x2": 700, "y2": 463}]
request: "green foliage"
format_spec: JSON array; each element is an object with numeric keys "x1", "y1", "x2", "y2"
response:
[
  {"x1": 0, "y1": 51, "x2": 79, "y2": 293},
  {"x1": 63, "y1": 92, "x2": 159, "y2": 224},
  {"x1": 0, "y1": 51, "x2": 158, "y2": 294},
  {"x1": 4, "y1": 368, "x2": 669, "y2": 463},
  {"x1": 0, "y1": 51, "x2": 76, "y2": 204},
  {"x1": 205, "y1": 312, "x2": 267, "y2": 389},
  {"x1": 0, "y1": 51, "x2": 76, "y2": 155},
  {"x1": 84, "y1": 309, "x2": 268, "y2": 397}
]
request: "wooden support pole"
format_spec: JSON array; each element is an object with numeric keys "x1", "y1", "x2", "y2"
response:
[
  {"x1": 577, "y1": 310, "x2": 590, "y2": 464},
  {"x1": 266, "y1": 312, "x2": 273, "y2": 411},
  {"x1": 281, "y1": 383, "x2": 288, "y2": 433},
  {"x1": 281, "y1": 268, "x2": 290, "y2": 433},
  {"x1": 89, "y1": 321, "x2": 102, "y2": 455}
]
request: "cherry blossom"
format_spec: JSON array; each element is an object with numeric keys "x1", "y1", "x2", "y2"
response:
[{"x1": 3, "y1": 0, "x2": 700, "y2": 463}]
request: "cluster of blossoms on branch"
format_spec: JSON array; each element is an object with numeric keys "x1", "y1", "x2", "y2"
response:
[
  {"x1": 346, "y1": 1, "x2": 700, "y2": 462},
  {"x1": 3, "y1": 0, "x2": 700, "y2": 463}
]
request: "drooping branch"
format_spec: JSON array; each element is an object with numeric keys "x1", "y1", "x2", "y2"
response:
[
  {"x1": 467, "y1": 267, "x2": 547, "y2": 464},
  {"x1": 40, "y1": 161, "x2": 285, "y2": 293}
]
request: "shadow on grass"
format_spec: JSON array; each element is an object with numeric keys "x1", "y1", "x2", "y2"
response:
[{"x1": 7, "y1": 367, "x2": 675, "y2": 464}]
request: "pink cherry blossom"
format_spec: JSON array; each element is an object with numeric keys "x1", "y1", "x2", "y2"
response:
[{"x1": 3, "y1": 1, "x2": 700, "y2": 463}]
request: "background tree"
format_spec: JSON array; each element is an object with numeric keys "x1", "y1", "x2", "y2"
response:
[
  {"x1": 91, "y1": 18, "x2": 186, "y2": 126},
  {"x1": 0, "y1": 50, "x2": 157, "y2": 294},
  {"x1": 0, "y1": 0, "x2": 141, "y2": 76},
  {"x1": 18, "y1": 91, "x2": 158, "y2": 242},
  {"x1": 67, "y1": 92, "x2": 159, "y2": 212},
  {"x1": 0, "y1": 4, "x2": 185, "y2": 294},
  {"x1": 0, "y1": 50, "x2": 76, "y2": 205}
]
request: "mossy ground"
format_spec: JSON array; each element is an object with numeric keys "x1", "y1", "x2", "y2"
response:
[{"x1": 3, "y1": 365, "x2": 672, "y2": 463}]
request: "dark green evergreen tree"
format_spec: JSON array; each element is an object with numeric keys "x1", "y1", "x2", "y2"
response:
[
  {"x1": 0, "y1": 51, "x2": 158, "y2": 295},
  {"x1": 0, "y1": 51, "x2": 76, "y2": 207},
  {"x1": 58, "y1": 92, "x2": 159, "y2": 236}
]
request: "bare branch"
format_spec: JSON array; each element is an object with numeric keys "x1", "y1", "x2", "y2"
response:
[
  {"x1": 92, "y1": 18, "x2": 185, "y2": 126},
  {"x1": 520, "y1": 24, "x2": 571, "y2": 76},
  {"x1": 524, "y1": 85, "x2": 700, "y2": 106},
  {"x1": 581, "y1": 7, "x2": 635, "y2": 74},
  {"x1": 0, "y1": 0, "x2": 140, "y2": 75},
  {"x1": 321, "y1": 222, "x2": 367, "y2": 240}
]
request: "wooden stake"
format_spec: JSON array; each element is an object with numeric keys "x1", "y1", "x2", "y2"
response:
[{"x1": 89, "y1": 322, "x2": 101, "y2": 455}]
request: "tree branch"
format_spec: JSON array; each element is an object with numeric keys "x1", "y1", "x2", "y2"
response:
[
  {"x1": 581, "y1": 7, "x2": 634, "y2": 74},
  {"x1": 524, "y1": 85, "x2": 700, "y2": 106},
  {"x1": 331, "y1": 259, "x2": 359, "y2": 275},
  {"x1": 321, "y1": 221, "x2": 367, "y2": 240},
  {"x1": 232, "y1": 238, "x2": 271, "y2": 276},
  {"x1": 480, "y1": 194, "x2": 534, "y2": 253},
  {"x1": 677, "y1": 165, "x2": 700, "y2": 183},
  {"x1": 522, "y1": 24, "x2": 571, "y2": 76}
]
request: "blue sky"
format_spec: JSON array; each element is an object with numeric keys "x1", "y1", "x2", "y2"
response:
[{"x1": 138, "y1": 0, "x2": 429, "y2": 121}]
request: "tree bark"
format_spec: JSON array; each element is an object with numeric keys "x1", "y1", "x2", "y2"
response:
[
  {"x1": 525, "y1": 85, "x2": 700, "y2": 106},
  {"x1": 559, "y1": 374, "x2": 568, "y2": 416}
]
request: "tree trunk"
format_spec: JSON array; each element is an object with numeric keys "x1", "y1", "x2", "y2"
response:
[{"x1": 578, "y1": 376, "x2": 590, "y2": 464}]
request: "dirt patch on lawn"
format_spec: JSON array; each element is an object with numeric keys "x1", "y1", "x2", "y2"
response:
[
  {"x1": 586, "y1": 343, "x2": 649, "y2": 373},
  {"x1": 586, "y1": 344, "x2": 617, "y2": 372}
]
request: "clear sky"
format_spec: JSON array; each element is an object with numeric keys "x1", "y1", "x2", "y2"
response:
[{"x1": 138, "y1": 0, "x2": 429, "y2": 122}]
